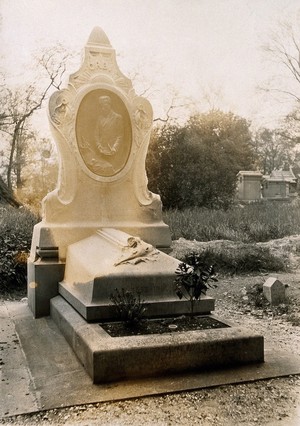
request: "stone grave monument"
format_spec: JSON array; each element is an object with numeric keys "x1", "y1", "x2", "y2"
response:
[
  {"x1": 28, "y1": 27, "x2": 264, "y2": 383},
  {"x1": 27, "y1": 27, "x2": 213, "y2": 319}
]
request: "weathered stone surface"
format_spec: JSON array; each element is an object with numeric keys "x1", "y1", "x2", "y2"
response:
[
  {"x1": 51, "y1": 296, "x2": 264, "y2": 383},
  {"x1": 28, "y1": 27, "x2": 171, "y2": 317},
  {"x1": 60, "y1": 228, "x2": 214, "y2": 321},
  {"x1": 29, "y1": 26, "x2": 171, "y2": 264},
  {"x1": 263, "y1": 277, "x2": 286, "y2": 305},
  {"x1": 27, "y1": 259, "x2": 65, "y2": 318}
]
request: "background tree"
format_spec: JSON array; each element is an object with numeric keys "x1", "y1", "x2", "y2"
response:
[
  {"x1": 0, "y1": 44, "x2": 72, "y2": 192},
  {"x1": 146, "y1": 110, "x2": 256, "y2": 209},
  {"x1": 262, "y1": 20, "x2": 300, "y2": 130},
  {"x1": 16, "y1": 136, "x2": 58, "y2": 212},
  {"x1": 252, "y1": 127, "x2": 296, "y2": 174},
  {"x1": 146, "y1": 124, "x2": 188, "y2": 209}
]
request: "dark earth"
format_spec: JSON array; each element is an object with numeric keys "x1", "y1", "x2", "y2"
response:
[{"x1": 100, "y1": 315, "x2": 229, "y2": 337}]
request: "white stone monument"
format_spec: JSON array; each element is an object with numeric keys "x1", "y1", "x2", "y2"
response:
[
  {"x1": 27, "y1": 28, "x2": 264, "y2": 385},
  {"x1": 28, "y1": 28, "x2": 171, "y2": 316},
  {"x1": 33, "y1": 27, "x2": 171, "y2": 259},
  {"x1": 28, "y1": 27, "x2": 214, "y2": 319}
]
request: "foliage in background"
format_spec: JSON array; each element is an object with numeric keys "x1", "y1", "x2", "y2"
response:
[
  {"x1": 252, "y1": 128, "x2": 297, "y2": 174},
  {"x1": 0, "y1": 207, "x2": 38, "y2": 293},
  {"x1": 146, "y1": 110, "x2": 256, "y2": 209},
  {"x1": 0, "y1": 198, "x2": 296, "y2": 296},
  {"x1": 163, "y1": 200, "x2": 300, "y2": 242},
  {"x1": 17, "y1": 137, "x2": 58, "y2": 214},
  {"x1": 175, "y1": 252, "x2": 218, "y2": 316},
  {"x1": 172, "y1": 244, "x2": 287, "y2": 275},
  {"x1": 110, "y1": 288, "x2": 147, "y2": 327},
  {"x1": 0, "y1": 44, "x2": 72, "y2": 192},
  {"x1": 192, "y1": 246, "x2": 287, "y2": 275}
]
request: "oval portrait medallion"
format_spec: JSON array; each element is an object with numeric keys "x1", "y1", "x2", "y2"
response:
[{"x1": 76, "y1": 89, "x2": 132, "y2": 177}]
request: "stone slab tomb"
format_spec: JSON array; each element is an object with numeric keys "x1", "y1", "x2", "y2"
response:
[{"x1": 59, "y1": 228, "x2": 214, "y2": 321}]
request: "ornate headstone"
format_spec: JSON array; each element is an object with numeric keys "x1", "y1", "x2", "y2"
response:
[
  {"x1": 32, "y1": 27, "x2": 171, "y2": 258},
  {"x1": 28, "y1": 28, "x2": 172, "y2": 317}
]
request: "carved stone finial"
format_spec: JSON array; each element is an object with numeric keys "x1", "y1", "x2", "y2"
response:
[{"x1": 87, "y1": 27, "x2": 112, "y2": 47}]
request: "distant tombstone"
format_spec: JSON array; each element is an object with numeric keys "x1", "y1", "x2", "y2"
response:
[
  {"x1": 236, "y1": 171, "x2": 262, "y2": 202},
  {"x1": 263, "y1": 277, "x2": 286, "y2": 305}
]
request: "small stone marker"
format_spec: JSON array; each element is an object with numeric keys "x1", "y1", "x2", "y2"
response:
[{"x1": 263, "y1": 277, "x2": 286, "y2": 305}]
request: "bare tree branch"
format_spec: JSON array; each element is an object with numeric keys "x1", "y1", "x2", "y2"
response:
[
  {"x1": 261, "y1": 20, "x2": 300, "y2": 106},
  {"x1": 1, "y1": 43, "x2": 73, "y2": 190}
]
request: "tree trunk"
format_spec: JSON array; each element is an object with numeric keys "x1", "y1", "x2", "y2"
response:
[
  {"x1": 7, "y1": 121, "x2": 20, "y2": 191},
  {"x1": 15, "y1": 122, "x2": 25, "y2": 190}
]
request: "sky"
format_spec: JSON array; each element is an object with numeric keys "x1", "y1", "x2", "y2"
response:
[{"x1": 1, "y1": 0, "x2": 300, "y2": 135}]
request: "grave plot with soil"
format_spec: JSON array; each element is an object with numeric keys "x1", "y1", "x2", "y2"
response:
[{"x1": 100, "y1": 315, "x2": 230, "y2": 337}]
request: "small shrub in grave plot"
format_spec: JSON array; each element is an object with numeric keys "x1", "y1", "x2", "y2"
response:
[
  {"x1": 246, "y1": 283, "x2": 265, "y2": 309},
  {"x1": 109, "y1": 288, "x2": 147, "y2": 328},
  {"x1": 174, "y1": 252, "x2": 218, "y2": 317}
]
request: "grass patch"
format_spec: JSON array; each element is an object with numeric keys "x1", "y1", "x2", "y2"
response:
[
  {"x1": 175, "y1": 245, "x2": 287, "y2": 275},
  {"x1": 163, "y1": 200, "x2": 300, "y2": 242},
  {"x1": 0, "y1": 207, "x2": 39, "y2": 294}
]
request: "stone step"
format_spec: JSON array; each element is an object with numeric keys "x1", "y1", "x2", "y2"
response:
[{"x1": 51, "y1": 296, "x2": 264, "y2": 384}]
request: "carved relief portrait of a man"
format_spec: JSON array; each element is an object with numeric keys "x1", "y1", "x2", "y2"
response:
[
  {"x1": 95, "y1": 96, "x2": 124, "y2": 156},
  {"x1": 76, "y1": 90, "x2": 131, "y2": 177}
]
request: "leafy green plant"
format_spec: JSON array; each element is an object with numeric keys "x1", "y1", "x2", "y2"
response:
[
  {"x1": 174, "y1": 252, "x2": 218, "y2": 316},
  {"x1": 110, "y1": 288, "x2": 147, "y2": 327}
]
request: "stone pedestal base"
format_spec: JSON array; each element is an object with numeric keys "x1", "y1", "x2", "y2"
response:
[
  {"x1": 51, "y1": 296, "x2": 264, "y2": 383},
  {"x1": 30, "y1": 222, "x2": 172, "y2": 261},
  {"x1": 27, "y1": 259, "x2": 65, "y2": 318}
]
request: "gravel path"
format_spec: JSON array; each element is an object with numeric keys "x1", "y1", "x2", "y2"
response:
[
  {"x1": 1, "y1": 272, "x2": 300, "y2": 425},
  {"x1": 1, "y1": 377, "x2": 299, "y2": 425}
]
